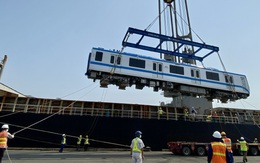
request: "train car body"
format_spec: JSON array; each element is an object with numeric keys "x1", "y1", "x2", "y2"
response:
[{"x1": 85, "y1": 47, "x2": 250, "y2": 102}]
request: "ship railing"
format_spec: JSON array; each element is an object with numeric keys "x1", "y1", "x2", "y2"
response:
[{"x1": 1, "y1": 102, "x2": 258, "y2": 125}]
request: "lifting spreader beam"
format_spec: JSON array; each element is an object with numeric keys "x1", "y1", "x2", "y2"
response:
[{"x1": 122, "y1": 27, "x2": 219, "y2": 62}]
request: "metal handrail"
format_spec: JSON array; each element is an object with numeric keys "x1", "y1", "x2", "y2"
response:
[{"x1": 1, "y1": 102, "x2": 259, "y2": 125}]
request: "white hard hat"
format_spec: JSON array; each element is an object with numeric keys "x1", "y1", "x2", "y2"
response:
[
  {"x1": 240, "y1": 137, "x2": 244, "y2": 140},
  {"x1": 62, "y1": 134, "x2": 66, "y2": 137},
  {"x1": 2, "y1": 124, "x2": 9, "y2": 129},
  {"x1": 212, "y1": 131, "x2": 221, "y2": 139}
]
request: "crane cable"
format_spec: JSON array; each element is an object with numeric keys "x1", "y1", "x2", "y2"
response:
[
  {"x1": 105, "y1": 4, "x2": 168, "y2": 80},
  {"x1": 217, "y1": 52, "x2": 237, "y2": 95}
]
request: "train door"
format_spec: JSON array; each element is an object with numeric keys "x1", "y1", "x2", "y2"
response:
[
  {"x1": 110, "y1": 54, "x2": 121, "y2": 73},
  {"x1": 191, "y1": 69, "x2": 201, "y2": 85},
  {"x1": 225, "y1": 74, "x2": 235, "y2": 91},
  {"x1": 152, "y1": 62, "x2": 163, "y2": 79}
]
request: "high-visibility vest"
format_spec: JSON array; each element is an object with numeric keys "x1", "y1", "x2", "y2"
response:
[
  {"x1": 239, "y1": 141, "x2": 248, "y2": 151},
  {"x1": 132, "y1": 138, "x2": 141, "y2": 153},
  {"x1": 184, "y1": 110, "x2": 188, "y2": 117},
  {"x1": 158, "y1": 109, "x2": 163, "y2": 115},
  {"x1": 0, "y1": 131, "x2": 8, "y2": 148},
  {"x1": 77, "y1": 137, "x2": 82, "y2": 145},
  {"x1": 211, "y1": 142, "x2": 226, "y2": 163},
  {"x1": 222, "y1": 138, "x2": 232, "y2": 153},
  {"x1": 61, "y1": 137, "x2": 66, "y2": 144},
  {"x1": 84, "y1": 138, "x2": 89, "y2": 145}
]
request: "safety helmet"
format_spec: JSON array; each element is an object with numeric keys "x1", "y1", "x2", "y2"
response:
[
  {"x1": 212, "y1": 131, "x2": 221, "y2": 139},
  {"x1": 240, "y1": 137, "x2": 244, "y2": 140},
  {"x1": 135, "y1": 131, "x2": 142, "y2": 137},
  {"x1": 86, "y1": 135, "x2": 88, "y2": 137},
  {"x1": 62, "y1": 134, "x2": 66, "y2": 137},
  {"x1": 2, "y1": 124, "x2": 9, "y2": 129},
  {"x1": 221, "y1": 131, "x2": 226, "y2": 136}
]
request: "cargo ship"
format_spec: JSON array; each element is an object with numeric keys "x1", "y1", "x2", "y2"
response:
[{"x1": 0, "y1": 84, "x2": 259, "y2": 150}]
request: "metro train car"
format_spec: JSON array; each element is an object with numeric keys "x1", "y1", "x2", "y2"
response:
[{"x1": 85, "y1": 47, "x2": 250, "y2": 102}]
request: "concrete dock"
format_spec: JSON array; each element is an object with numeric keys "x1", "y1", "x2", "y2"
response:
[{"x1": 2, "y1": 150, "x2": 260, "y2": 163}]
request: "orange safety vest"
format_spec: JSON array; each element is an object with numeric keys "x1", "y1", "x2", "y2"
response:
[
  {"x1": 0, "y1": 131, "x2": 8, "y2": 148},
  {"x1": 222, "y1": 138, "x2": 232, "y2": 153},
  {"x1": 211, "y1": 142, "x2": 226, "y2": 163}
]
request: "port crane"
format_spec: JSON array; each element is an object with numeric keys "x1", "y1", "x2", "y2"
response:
[{"x1": 85, "y1": 0, "x2": 250, "y2": 103}]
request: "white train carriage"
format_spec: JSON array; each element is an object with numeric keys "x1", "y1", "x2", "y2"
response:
[{"x1": 86, "y1": 47, "x2": 250, "y2": 102}]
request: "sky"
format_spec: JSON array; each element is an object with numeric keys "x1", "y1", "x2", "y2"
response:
[{"x1": 0, "y1": 0, "x2": 259, "y2": 110}]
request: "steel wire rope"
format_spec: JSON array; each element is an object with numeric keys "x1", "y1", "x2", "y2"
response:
[
  {"x1": 236, "y1": 100, "x2": 260, "y2": 129},
  {"x1": 0, "y1": 112, "x2": 19, "y2": 118},
  {"x1": 145, "y1": 5, "x2": 167, "y2": 31},
  {"x1": 79, "y1": 83, "x2": 110, "y2": 138},
  {"x1": 172, "y1": 5, "x2": 205, "y2": 44},
  {"x1": 0, "y1": 83, "x2": 97, "y2": 119},
  {"x1": 0, "y1": 120, "x2": 129, "y2": 148},
  {"x1": 86, "y1": 87, "x2": 108, "y2": 137},
  {"x1": 177, "y1": 0, "x2": 186, "y2": 37},
  {"x1": 72, "y1": 83, "x2": 101, "y2": 137},
  {"x1": 214, "y1": 100, "x2": 258, "y2": 142},
  {"x1": 3, "y1": 82, "x2": 130, "y2": 147},
  {"x1": 231, "y1": 124, "x2": 254, "y2": 142},
  {"x1": 172, "y1": 3, "x2": 239, "y2": 98},
  {"x1": 12, "y1": 83, "x2": 100, "y2": 135},
  {"x1": 5, "y1": 148, "x2": 12, "y2": 163}
]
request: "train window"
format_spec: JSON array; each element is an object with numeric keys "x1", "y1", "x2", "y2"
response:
[
  {"x1": 129, "y1": 58, "x2": 145, "y2": 68},
  {"x1": 95, "y1": 51, "x2": 103, "y2": 61},
  {"x1": 170, "y1": 65, "x2": 184, "y2": 75},
  {"x1": 191, "y1": 69, "x2": 200, "y2": 78},
  {"x1": 117, "y1": 56, "x2": 121, "y2": 65},
  {"x1": 110, "y1": 56, "x2": 115, "y2": 64},
  {"x1": 206, "y1": 71, "x2": 219, "y2": 81},
  {"x1": 191, "y1": 69, "x2": 194, "y2": 77},
  {"x1": 153, "y1": 63, "x2": 156, "y2": 71},
  {"x1": 196, "y1": 71, "x2": 200, "y2": 78},
  {"x1": 159, "y1": 64, "x2": 162, "y2": 72}
]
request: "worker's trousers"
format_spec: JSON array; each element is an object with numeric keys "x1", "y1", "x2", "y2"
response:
[{"x1": 132, "y1": 152, "x2": 142, "y2": 163}]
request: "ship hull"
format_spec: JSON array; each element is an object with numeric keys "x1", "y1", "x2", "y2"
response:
[{"x1": 1, "y1": 111, "x2": 259, "y2": 150}]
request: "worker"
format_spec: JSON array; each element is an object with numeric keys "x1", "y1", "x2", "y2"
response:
[
  {"x1": 191, "y1": 107, "x2": 197, "y2": 121},
  {"x1": 207, "y1": 131, "x2": 231, "y2": 163},
  {"x1": 84, "y1": 135, "x2": 90, "y2": 151},
  {"x1": 221, "y1": 131, "x2": 234, "y2": 163},
  {"x1": 239, "y1": 137, "x2": 248, "y2": 163},
  {"x1": 0, "y1": 124, "x2": 14, "y2": 163},
  {"x1": 59, "y1": 134, "x2": 66, "y2": 153},
  {"x1": 130, "y1": 131, "x2": 145, "y2": 163},
  {"x1": 184, "y1": 108, "x2": 189, "y2": 121},
  {"x1": 212, "y1": 111, "x2": 218, "y2": 122},
  {"x1": 77, "y1": 135, "x2": 82, "y2": 151},
  {"x1": 158, "y1": 107, "x2": 164, "y2": 115}
]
